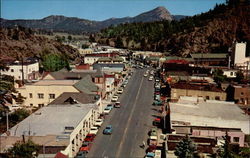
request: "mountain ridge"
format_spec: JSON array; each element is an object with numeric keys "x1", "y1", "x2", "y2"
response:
[{"x1": 0, "y1": 7, "x2": 186, "y2": 33}]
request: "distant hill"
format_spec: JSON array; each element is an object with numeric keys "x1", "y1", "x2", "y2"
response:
[
  {"x1": 0, "y1": 6, "x2": 180, "y2": 34},
  {"x1": 0, "y1": 26, "x2": 80, "y2": 62},
  {"x1": 95, "y1": 1, "x2": 250, "y2": 56}
]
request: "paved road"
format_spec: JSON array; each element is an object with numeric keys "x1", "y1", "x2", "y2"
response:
[{"x1": 88, "y1": 68, "x2": 158, "y2": 158}]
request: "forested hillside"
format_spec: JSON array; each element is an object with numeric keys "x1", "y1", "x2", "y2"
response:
[{"x1": 95, "y1": 0, "x2": 250, "y2": 56}]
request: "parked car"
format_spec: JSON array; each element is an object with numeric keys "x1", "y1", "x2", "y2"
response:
[
  {"x1": 80, "y1": 142, "x2": 92, "y2": 152},
  {"x1": 76, "y1": 151, "x2": 88, "y2": 158},
  {"x1": 121, "y1": 83, "x2": 126, "y2": 88},
  {"x1": 114, "y1": 102, "x2": 121, "y2": 108},
  {"x1": 148, "y1": 76, "x2": 153, "y2": 81},
  {"x1": 153, "y1": 117, "x2": 161, "y2": 126},
  {"x1": 117, "y1": 88, "x2": 123, "y2": 94},
  {"x1": 153, "y1": 100, "x2": 163, "y2": 106},
  {"x1": 103, "y1": 107, "x2": 111, "y2": 114},
  {"x1": 94, "y1": 119, "x2": 103, "y2": 127},
  {"x1": 145, "y1": 152, "x2": 155, "y2": 158},
  {"x1": 103, "y1": 125, "x2": 113, "y2": 135},
  {"x1": 106, "y1": 104, "x2": 113, "y2": 110},
  {"x1": 89, "y1": 126, "x2": 98, "y2": 135},
  {"x1": 150, "y1": 128, "x2": 157, "y2": 136},
  {"x1": 144, "y1": 73, "x2": 148, "y2": 77},
  {"x1": 111, "y1": 96, "x2": 119, "y2": 102},
  {"x1": 148, "y1": 135, "x2": 158, "y2": 146},
  {"x1": 84, "y1": 134, "x2": 95, "y2": 142}
]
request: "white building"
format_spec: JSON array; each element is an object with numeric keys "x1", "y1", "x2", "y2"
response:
[
  {"x1": 223, "y1": 69, "x2": 238, "y2": 78},
  {"x1": 1, "y1": 101, "x2": 99, "y2": 157},
  {"x1": 0, "y1": 59, "x2": 39, "y2": 81},
  {"x1": 232, "y1": 42, "x2": 250, "y2": 70},
  {"x1": 170, "y1": 96, "x2": 250, "y2": 134}
]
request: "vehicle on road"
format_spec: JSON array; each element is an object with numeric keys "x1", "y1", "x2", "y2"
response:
[
  {"x1": 143, "y1": 73, "x2": 148, "y2": 77},
  {"x1": 148, "y1": 135, "x2": 158, "y2": 146},
  {"x1": 111, "y1": 96, "x2": 119, "y2": 102},
  {"x1": 148, "y1": 76, "x2": 153, "y2": 81},
  {"x1": 117, "y1": 88, "x2": 123, "y2": 94},
  {"x1": 114, "y1": 102, "x2": 121, "y2": 108},
  {"x1": 106, "y1": 104, "x2": 113, "y2": 110},
  {"x1": 89, "y1": 126, "x2": 98, "y2": 135},
  {"x1": 80, "y1": 142, "x2": 92, "y2": 153},
  {"x1": 76, "y1": 151, "x2": 88, "y2": 158},
  {"x1": 153, "y1": 117, "x2": 161, "y2": 126},
  {"x1": 103, "y1": 125, "x2": 113, "y2": 135},
  {"x1": 153, "y1": 100, "x2": 163, "y2": 106},
  {"x1": 103, "y1": 107, "x2": 111, "y2": 114},
  {"x1": 121, "y1": 83, "x2": 126, "y2": 88},
  {"x1": 155, "y1": 150, "x2": 162, "y2": 158},
  {"x1": 84, "y1": 134, "x2": 95, "y2": 142},
  {"x1": 145, "y1": 152, "x2": 155, "y2": 158},
  {"x1": 94, "y1": 119, "x2": 103, "y2": 127},
  {"x1": 150, "y1": 128, "x2": 157, "y2": 136}
]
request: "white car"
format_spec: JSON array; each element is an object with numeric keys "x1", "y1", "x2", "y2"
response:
[
  {"x1": 89, "y1": 126, "x2": 98, "y2": 135},
  {"x1": 144, "y1": 73, "x2": 148, "y2": 77},
  {"x1": 94, "y1": 119, "x2": 103, "y2": 127},
  {"x1": 117, "y1": 88, "x2": 123, "y2": 94},
  {"x1": 111, "y1": 96, "x2": 119, "y2": 102},
  {"x1": 149, "y1": 76, "x2": 153, "y2": 81},
  {"x1": 103, "y1": 107, "x2": 111, "y2": 114}
]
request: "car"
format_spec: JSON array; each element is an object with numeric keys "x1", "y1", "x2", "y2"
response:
[
  {"x1": 80, "y1": 142, "x2": 92, "y2": 152},
  {"x1": 148, "y1": 76, "x2": 153, "y2": 81},
  {"x1": 145, "y1": 152, "x2": 155, "y2": 158},
  {"x1": 89, "y1": 126, "x2": 98, "y2": 135},
  {"x1": 150, "y1": 128, "x2": 157, "y2": 136},
  {"x1": 103, "y1": 125, "x2": 113, "y2": 135},
  {"x1": 94, "y1": 119, "x2": 103, "y2": 127},
  {"x1": 84, "y1": 134, "x2": 95, "y2": 142},
  {"x1": 114, "y1": 102, "x2": 121, "y2": 108},
  {"x1": 111, "y1": 96, "x2": 119, "y2": 102},
  {"x1": 117, "y1": 88, "x2": 123, "y2": 94},
  {"x1": 103, "y1": 107, "x2": 111, "y2": 114},
  {"x1": 121, "y1": 83, "x2": 126, "y2": 88},
  {"x1": 143, "y1": 73, "x2": 148, "y2": 77},
  {"x1": 124, "y1": 80, "x2": 128, "y2": 84},
  {"x1": 106, "y1": 104, "x2": 113, "y2": 110},
  {"x1": 76, "y1": 151, "x2": 88, "y2": 158},
  {"x1": 155, "y1": 78, "x2": 160, "y2": 82}
]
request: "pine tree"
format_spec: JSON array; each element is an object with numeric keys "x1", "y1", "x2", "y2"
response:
[{"x1": 174, "y1": 135, "x2": 197, "y2": 158}]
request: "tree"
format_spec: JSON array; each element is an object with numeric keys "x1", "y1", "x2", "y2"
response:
[
  {"x1": 9, "y1": 108, "x2": 30, "y2": 124},
  {"x1": 213, "y1": 69, "x2": 227, "y2": 84},
  {"x1": 41, "y1": 53, "x2": 70, "y2": 72},
  {"x1": 7, "y1": 139, "x2": 39, "y2": 158},
  {"x1": 174, "y1": 135, "x2": 197, "y2": 158},
  {"x1": 218, "y1": 132, "x2": 233, "y2": 158},
  {"x1": 68, "y1": 35, "x2": 72, "y2": 41}
]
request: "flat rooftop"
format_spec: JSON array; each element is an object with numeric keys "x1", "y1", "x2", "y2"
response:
[
  {"x1": 170, "y1": 97, "x2": 250, "y2": 134},
  {"x1": 7, "y1": 104, "x2": 95, "y2": 137},
  {"x1": 29, "y1": 80, "x2": 79, "y2": 86}
]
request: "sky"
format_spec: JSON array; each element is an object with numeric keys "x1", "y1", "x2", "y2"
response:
[{"x1": 1, "y1": 0, "x2": 225, "y2": 21}]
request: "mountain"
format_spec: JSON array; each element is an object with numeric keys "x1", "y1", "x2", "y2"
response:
[
  {"x1": 95, "y1": 1, "x2": 250, "y2": 56},
  {"x1": 0, "y1": 6, "x2": 174, "y2": 33},
  {"x1": 0, "y1": 26, "x2": 80, "y2": 62}
]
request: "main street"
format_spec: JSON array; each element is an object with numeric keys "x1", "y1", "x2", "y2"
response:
[{"x1": 88, "y1": 68, "x2": 157, "y2": 157}]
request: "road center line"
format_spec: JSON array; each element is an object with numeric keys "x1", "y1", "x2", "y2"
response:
[{"x1": 115, "y1": 73, "x2": 144, "y2": 157}]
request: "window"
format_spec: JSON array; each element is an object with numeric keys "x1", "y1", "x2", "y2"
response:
[
  {"x1": 30, "y1": 103, "x2": 33, "y2": 107},
  {"x1": 206, "y1": 96, "x2": 210, "y2": 100},
  {"x1": 29, "y1": 93, "x2": 33, "y2": 98},
  {"x1": 19, "y1": 69, "x2": 22, "y2": 72},
  {"x1": 230, "y1": 72, "x2": 233, "y2": 76},
  {"x1": 11, "y1": 69, "x2": 14, "y2": 72},
  {"x1": 215, "y1": 96, "x2": 220, "y2": 100},
  {"x1": 38, "y1": 93, "x2": 44, "y2": 99},
  {"x1": 49, "y1": 94, "x2": 55, "y2": 99},
  {"x1": 233, "y1": 137, "x2": 239, "y2": 142},
  {"x1": 241, "y1": 92, "x2": 244, "y2": 96},
  {"x1": 38, "y1": 104, "x2": 44, "y2": 107}
]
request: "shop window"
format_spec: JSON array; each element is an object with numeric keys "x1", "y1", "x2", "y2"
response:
[
  {"x1": 233, "y1": 137, "x2": 239, "y2": 142},
  {"x1": 49, "y1": 94, "x2": 55, "y2": 99},
  {"x1": 215, "y1": 96, "x2": 220, "y2": 100}
]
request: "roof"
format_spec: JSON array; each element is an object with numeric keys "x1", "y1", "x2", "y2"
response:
[
  {"x1": 47, "y1": 71, "x2": 100, "y2": 80},
  {"x1": 170, "y1": 97, "x2": 250, "y2": 134},
  {"x1": 73, "y1": 75, "x2": 99, "y2": 94},
  {"x1": 98, "y1": 57, "x2": 112, "y2": 62},
  {"x1": 49, "y1": 92, "x2": 98, "y2": 105},
  {"x1": 93, "y1": 63, "x2": 125, "y2": 69},
  {"x1": 7, "y1": 104, "x2": 95, "y2": 136},
  {"x1": 31, "y1": 80, "x2": 79, "y2": 86},
  {"x1": 171, "y1": 82, "x2": 223, "y2": 92},
  {"x1": 85, "y1": 52, "x2": 118, "y2": 57},
  {"x1": 190, "y1": 53, "x2": 227, "y2": 59}
]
